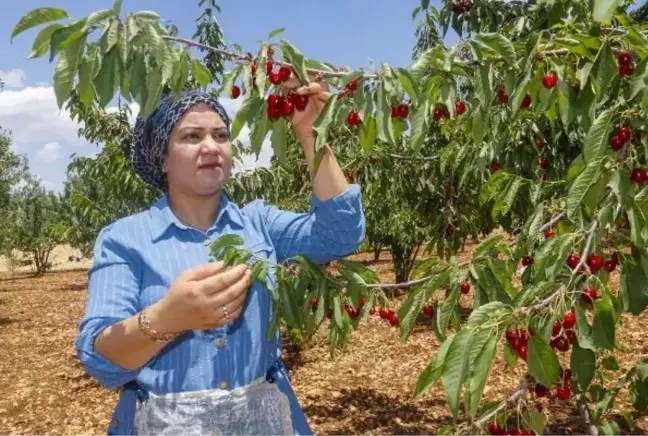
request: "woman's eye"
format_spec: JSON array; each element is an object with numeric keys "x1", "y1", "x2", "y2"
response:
[{"x1": 186, "y1": 133, "x2": 200, "y2": 140}]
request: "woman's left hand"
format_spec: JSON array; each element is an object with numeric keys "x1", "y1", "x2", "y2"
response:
[{"x1": 282, "y1": 73, "x2": 332, "y2": 143}]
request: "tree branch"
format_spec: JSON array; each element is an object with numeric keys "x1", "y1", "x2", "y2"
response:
[
  {"x1": 474, "y1": 376, "x2": 533, "y2": 428},
  {"x1": 578, "y1": 400, "x2": 599, "y2": 436}
]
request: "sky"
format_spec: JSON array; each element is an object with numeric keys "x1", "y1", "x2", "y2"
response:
[{"x1": 0, "y1": 0, "x2": 449, "y2": 193}]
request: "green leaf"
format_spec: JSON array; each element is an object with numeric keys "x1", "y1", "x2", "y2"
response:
[
  {"x1": 503, "y1": 343, "x2": 518, "y2": 368},
  {"x1": 53, "y1": 47, "x2": 74, "y2": 108},
  {"x1": 602, "y1": 356, "x2": 619, "y2": 370},
  {"x1": 85, "y1": 9, "x2": 116, "y2": 28},
  {"x1": 11, "y1": 7, "x2": 68, "y2": 41},
  {"x1": 219, "y1": 67, "x2": 241, "y2": 98},
  {"x1": 522, "y1": 411, "x2": 547, "y2": 436},
  {"x1": 527, "y1": 335, "x2": 560, "y2": 387},
  {"x1": 467, "y1": 333, "x2": 498, "y2": 418},
  {"x1": 567, "y1": 160, "x2": 603, "y2": 221},
  {"x1": 397, "y1": 68, "x2": 420, "y2": 105},
  {"x1": 376, "y1": 82, "x2": 395, "y2": 146},
  {"x1": 360, "y1": 116, "x2": 377, "y2": 155},
  {"x1": 93, "y1": 48, "x2": 120, "y2": 108},
  {"x1": 397, "y1": 287, "x2": 427, "y2": 342},
  {"x1": 467, "y1": 302, "x2": 510, "y2": 328},
  {"x1": 333, "y1": 293, "x2": 344, "y2": 329},
  {"x1": 410, "y1": 99, "x2": 430, "y2": 151},
  {"x1": 571, "y1": 343, "x2": 596, "y2": 390},
  {"x1": 76, "y1": 46, "x2": 99, "y2": 106},
  {"x1": 132, "y1": 10, "x2": 160, "y2": 21},
  {"x1": 312, "y1": 95, "x2": 338, "y2": 152},
  {"x1": 28, "y1": 23, "x2": 63, "y2": 59},
  {"x1": 620, "y1": 257, "x2": 648, "y2": 315},
  {"x1": 100, "y1": 19, "x2": 119, "y2": 54},
  {"x1": 436, "y1": 285, "x2": 460, "y2": 340},
  {"x1": 583, "y1": 107, "x2": 615, "y2": 163},
  {"x1": 157, "y1": 42, "x2": 174, "y2": 86},
  {"x1": 49, "y1": 19, "x2": 87, "y2": 62},
  {"x1": 280, "y1": 40, "x2": 310, "y2": 86},
  {"x1": 268, "y1": 28, "x2": 286, "y2": 39},
  {"x1": 209, "y1": 234, "x2": 244, "y2": 258},
  {"x1": 192, "y1": 60, "x2": 212, "y2": 88},
  {"x1": 591, "y1": 43, "x2": 617, "y2": 99},
  {"x1": 593, "y1": 0, "x2": 622, "y2": 23},
  {"x1": 441, "y1": 330, "x2": 472, "y2": 420},
  {"x1": 231, "y1": 92, "x2": 262, "y2": 141},
  {"x1": 592, "y1": 296, "x2": 616, "y2": 350},
  {"x1": 492, "y1": 177, "x2": 523, "y2": 219},
  {"x1": 112, "y1": 0, "x2": 124, "y2": 15},
  {"x1": 475, "y1": 33, "x2": 516, "y2": 65},
  {"x1": 271, "y1": 117, "x2": 288, "y2": 163},
  {"x1": 414, "y1": 334, "x2": 454, "y2": 397}
]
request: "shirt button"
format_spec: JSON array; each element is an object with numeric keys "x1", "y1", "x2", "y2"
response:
[
  {"x1": 219, "y1": 380, "x2": 228, "y2": 390},
  {"x1": 214, "y1": 338, "x2": 226, "y2": 348},
  {"x1": 203, "y1": 239, "x2": 211, "y2": 246}
]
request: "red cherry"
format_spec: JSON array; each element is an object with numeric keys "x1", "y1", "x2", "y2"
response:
[
  {"x1": 535, "y1": 139, "x2": 543, "y2": 150},
  {"x1": 535, "y1": 384, "x2": 550, "y2": 397},
  {"x1": 491, "y1": 161, "x2": 501, "y2": 172},
  {"x1": 391, "y1": 106, "x2": 399, "y2": 118},
  {"x1": 518, "y1": 344, "x2": 528, "y2": 360},
  {"x1": 268, "y1": 104, "x2": 281, "y2": 119},
  {"x1": 279, "y1": 65, "x2": 292, "y2": 82},
  {"x1": 556, "y1": 386, "x2": 571, "y2": 400},
  {"x1": 518, "y1": 328, "x2": 529, "y2": 342},
  {"x1": 539, "y1": 157, "x2": 548, "y2": 167},
  {"x1": 561, "y1": 368, "x2": 572, "y2": 382},
  {"x1": 379, "y1": 308, "x2": 389, "y2": 319},
  {"x1": 266, "y1": 60, "x2": 274, "y2": 75},
  {"x1": 443, "y1": 108, "x2": 450, "y2": 119},
  {"x1": 327, "y1": 309, "x2": 332, "y2": 319},
  {"x1": 618, "y1": 52, "x2": 632, "y2": 66},
  {"x1": 567, "y1": 253, "x2": 581, "y2": 269},
  {"x1": 460, "y1": 282, "x2": 471, "y2": 294},
  {"x1": 423, "y1": 305, "x2": 434, "y2": 318},
  {"x1": 506, "y1": 329, "x2": 519, "y2": 343},
  {"x1": 631, "y1": 168, "x2": 648, "y2": 185},
  {"x1": 296, "y1": 174, "x2": 303, "y2": 184},
  {"x1": 604, "y1": 259, "x2": 617, "y2": 273},
  {"x1": 281, "y1": 101, "x2": 295, "y2": 117},
  {"x1": 565, "y1": 330, "x2": 577, "y2": 344},
  {"x1": 456, "y1": 101, "x2": 466, "y2": 115},
  {"x1": 433, "y1": 107, "x2": 444, "y2": 121},
  {"x1": 269, "y1": 72, "x2": 282, "y2": 85},
  {"x1": 544, "y1": 230, "x2": 555, "y2": 238},
  {"x1": 542, "y1": 72, "x2": 558, "y2": 89},
  {"x1": 552, "y1": 320, "x2": 562, "y2": 336},
  {"x1": 231, "y1": 85, "x2": 241, "y2": 99},
  {"x1": 587, "y1": 254, "x2": 604, "y2": 273},
  {"x1": 346, "y1": 111, "x2": 361, "y2": 126},
  {"x1": 462, "y1": 2, "x2": 470, "y2": 11},
  {"x1": 610, "y1": 135, "x2": 624, "y2": 151},
  {"x1": 369, "y1": 306, "x2": 376, "y2": 315},
  {"x1": 346, "y1": 171, "x2": 354, "y2": 182},
  {"x1": 520, "y1": 94, "x2": 532, "y2": 109},
  {"x1": 359, "y1": 296, "x2": 366, "y2": 307},
  {"x1": 554, "y1": 336, "x2": 570, "y2": 352},
  {"x1": 294, "y1": 95, "x2": 308, "y2": 111},
  {"x1": 497, "y1": 87, "x2": 509, "y2": 104},
  {"x1": 488, "y1": 422, "x2": 501, "y2": 435},
  {"x1": 522, "y1": 256, "x2": 533, "y2": 266},
  {"x1": 618, "y1": 127, "x2": 632, "y2": 143},
  {"x1": 620, "y1": 63, "x2": 635, "y2": 77},
  {"x1": 563, "y1": 311, "x2": 576, "y2": 329},
  {"x1": 371, "y1": 155, "x2": 380, "y2": 165},
  {"x1": 389, "y1": 314, "x2": 399, "y2": 326},
  {"x1": 582, "y1": 287, "x2": 598, "y2": 304},
  {"x1": 346, "y1": 79, "x2": 359, "y2": 92},
  {"x1": 398, "y1": 104, "x2": 409, "y2": 118},
  {"x1": 310, "y1": 297, "x2": 319, "y2": 306},
  {"x1": 611, "y1": 252, "x2": 619, "y2": 265}
]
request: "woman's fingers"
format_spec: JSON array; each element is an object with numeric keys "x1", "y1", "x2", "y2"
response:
[{"x1": 198, "y1": 264, "x2": 248, "y2": 296}]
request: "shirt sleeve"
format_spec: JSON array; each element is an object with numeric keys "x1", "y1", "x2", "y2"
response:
[
  {"x1": 75, "y1": 224, "x2": 143, "y2": 389},
  {"x1": 261, "y1": 184, "x2": 366, "y2": 263}
]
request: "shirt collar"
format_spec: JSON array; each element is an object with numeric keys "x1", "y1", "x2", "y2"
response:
[{"x1": 149, "y1": 193, "x2": 244, "y2": 242}]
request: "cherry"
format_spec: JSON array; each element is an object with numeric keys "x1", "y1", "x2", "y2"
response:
[
  {"x1": 581, "y1": 287, "x2": 598, "y2": 304},
  {"x1": 281, "y1": 101, "x2": 295, "y2": 117},
  {"x1": 518, "y1": 328, "x2": 529, "y2": 342},
  {"x1": 610, "y1": 135, "x2": 624, "y2": 151},
  {"x1": 520, "y1": 94, "x2": 532, "y2": 109},
  {"x1": 611, "y1": 252, "x2": 619, "y2": 265},
  {"x1": 620, "y1": 63, "x2": 635, "y2": 77},
  {"x1": 561, "y1": 368, "x2": 573, "y2": 382},
  {"x1": 296, "y1": 174, "x2": 303, "y2": 184},
  {"x1": 567, "y1": 253, "x2": 580, "y2": 269},
  {"x1": 371, "y1": 155, "x2": 380, "y2": 165},
  {"x1": 379, "y1": 308, "x2": 389, "y2": 319},
  {"x1": 544, "y1": 230, "x2": 555, "y2": 238},
  {"x1": 603, "y1": 259, "x2": 617, "y2": 272},
  {"x1": 268, "y1": 94, "x2": 282, "y2": 107},
  {"x1": 268, "y1": 104, "x2": 281, "y2": 119},
  {"x1": 346, "y1": 111, "x2": 362, "y2": 126},
  {"x1": 552, "y1": 320, "x2": 562, "y2": 336},
  {"x1": 618, "y1": 52, "x2": 632, "y2": 66},
  {"x1": 462, "y1": 2, "x2": 470, "y2": 12},
  {"x1": 369, "y1": 306, "x2": 376, "y2": 315},
  {"x1": 535, "y1": 139, "x2": 543, "y2": 150},
  {"x1": 310, "y1": 297, "x2": 319, "y2": 306},
  {"x1": 346, "y1": 171, "x2": 355, "y2": 182},
  {"x1": 631, "y1": 168, "x2": 648, "y2": 185},
  {"x1": 231, "y1": 85, "x2": 241, "y2": 99},
  {"x1": 391, "y1": 106, "x2": 399, "y2": 118},
  {"x1": 423, "y1": 305, "x2": 434, "y2": 318},
  {"x1": 539, "y1": 157, "x2": 548, "y2": 167},
  {"x1": 269, "y1": 72, "x2": 282, "y2": 85},
  {"x1": 542, "y1": 72, "x2": 558, "y2": 89},
  {"x1": 506, "y1": 329, "x2": 519, "y2": 343},
  {"x1": 618, "y1": 127, "x2": 632, "y2": 143},
  {"x1": 556, "y1": 386, "x2": 571, "y2": 400},
  {"x1": 554, "y1": 336, "x2": 570, "y2": 352},
  {"x1": 346, "y1": 79, "x2": 359, "y2": 92},
  {"x1": 279, "y1": 65, "x2": 292, "y2": 82},
  {"x1": 491, "y1": 161, "x2": 501, "y2": 172},
  {"x1": 456, "y1": 101, "x2": 466, "y2": 115},
  {"x1": 535, "y1": 384, "x2": 550, "y2": 397},
  {"x1": 497, "y1": 87, "x2": 509, "y2": 104},
  {"x1": 398, "y1": 104, "x2": 409, "y2": 118},
  {"x1": 563, "y1": 311, "x2": 576, "y2": 329},
  {"x1": 488, "y1": 422, "x2": 501, "y2": 435},
  {"x1": 389, "y1": 314, "x2": 399, "y2": 326},
  {"x1": 358, "y1": 296, "x2": 366, "y2": 307},
  {"x1": 460, "y1": 282, "x2": 471, "y2": 294},
  {"x1": 522, "y1": 256, "x2": 533, "y2": 266},
  {"x1": 294, "y1": 95, "x2": 308, "y2": 111},
  {"x1": 518, "y1": 344, "x2": 528, "y2": 360},
  {"x1": 587, "y1": 254, "x2": 604, "y2": 273},
  {"x1": 266, "y1": 60, "x2": 274, "y2": 75},
  {"x1": 433, "y1": 107, "x2": 444, "y2": 121},
  {"x1": 327, "y1": 309, "x2": 332, "y2": 319},
  {"x1": 565, "y1": 330, "x2": 577, "y2": 344}
]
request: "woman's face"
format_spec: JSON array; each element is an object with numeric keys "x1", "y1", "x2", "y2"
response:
[{"x1": 164, "y1": 103, "x2": 232, "y2": 196}]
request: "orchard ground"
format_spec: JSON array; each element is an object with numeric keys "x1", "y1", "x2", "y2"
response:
[{"x1": 1, "y1": 239, "x2": 647, "y2": 435}]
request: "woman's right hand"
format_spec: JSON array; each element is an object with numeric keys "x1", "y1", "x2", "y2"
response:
[{"x1": 148, "y1": 261, "x2": 252, "y2": 334}]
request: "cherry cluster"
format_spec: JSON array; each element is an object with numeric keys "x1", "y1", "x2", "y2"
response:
[
  {"x1": 378, "y1": 307, "x2": 400, "y2": 326},
  {"x1": 610, "y1": 125, "x2": 636, "y2": 151},
  {"x1": 549, "y1": 310, "x2": 576, "y2": 352},
  {"x1": 451, "y1": 0, "x2": 472, "y2": 14},
  {"x1": 533, "y1": 367, "x2": 574, "y2": 401},
  {"x1": 267, "y1": 93, "x2": 309, "y2": 120},
  {"x1": 505, "y1": 327, "x2": 530, "y2": 360},
  {"x1": 487, "y1": 422, "x2": 535, "y2": 436},
  {"x1": 618, "y1": 51, "x2": 635, "y2": 77}
]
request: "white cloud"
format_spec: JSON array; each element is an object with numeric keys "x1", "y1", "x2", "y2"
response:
[
  {"x1": 0, "y1": 69, "x2": 27, "y2": 90},
  {"x1": 36, "y1": 142, "x2": 62, "y2": 161}
]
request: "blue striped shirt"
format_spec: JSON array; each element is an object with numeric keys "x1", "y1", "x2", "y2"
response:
[{"x1": 75, "y1": 185, "x2": 365, "y2": 435}]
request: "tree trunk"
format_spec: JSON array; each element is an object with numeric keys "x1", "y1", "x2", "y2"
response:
[
  {"x1": 392, "y1": 245, "x2": 414, "y2": 284},
  {"x1": 373, "y1": 246, "x2": 381, "y2": 261}
]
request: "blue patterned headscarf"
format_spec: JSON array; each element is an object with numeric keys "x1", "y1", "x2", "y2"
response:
[{"x1": 131, "y1": 90, "x2": 231, "y2": 192}]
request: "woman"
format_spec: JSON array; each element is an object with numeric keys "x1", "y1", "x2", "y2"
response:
[{"x1": 75, "y1": 74, "x2": 366, "y2": 435}]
